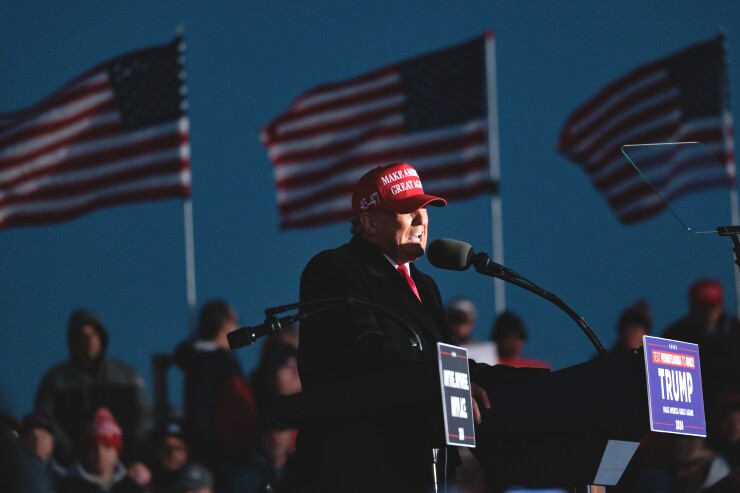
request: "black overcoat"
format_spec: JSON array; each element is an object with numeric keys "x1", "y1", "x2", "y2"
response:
[{"x1": 292, "y1": 234, "x2": 458, "y2": 493}]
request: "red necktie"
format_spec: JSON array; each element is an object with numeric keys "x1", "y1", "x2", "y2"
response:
[{"x1": 397, "y1": 264, "x2": 421, "y2": 302}]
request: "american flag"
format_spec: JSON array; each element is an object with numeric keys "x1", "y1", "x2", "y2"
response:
[
  {"x1": 558, "y1": 36, "x2": 735, "y2": 224},
  {"x1": 261, "y1": 33, "x2": 495, "y2": 229},
  {"x1": 0, "y1": 38, "x2": 191, "y2": 230}
]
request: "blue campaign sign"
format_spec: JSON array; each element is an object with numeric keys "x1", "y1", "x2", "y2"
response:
[
  {"x1": 437, "y1": 342, "x2": 476, "y2": 447},
  {"x1": 643, "y1": 335, "x2": 706, "y2": 436}
]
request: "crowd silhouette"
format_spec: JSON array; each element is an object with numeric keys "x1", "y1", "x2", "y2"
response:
[{"x1": 2, "y1": 278, "x2": 740, "y2": 492}]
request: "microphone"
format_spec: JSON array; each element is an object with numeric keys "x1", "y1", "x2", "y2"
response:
[
  {"x1": 229, "y1": 298, "x2": 342, "y2": 349},
  {"x1": 227, "y1": 313, "x2": 301, "y2": 350},
  {"x1": 426, "y1": 238, "x2": 473, "y2": 270},
  {"x1": 427, "y1": 238, "x2": 521, "y2": 278}
]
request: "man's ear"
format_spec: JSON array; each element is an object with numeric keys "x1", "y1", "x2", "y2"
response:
[{"x1": 359, "y1": 212, "x2": 376, "y2": 236}]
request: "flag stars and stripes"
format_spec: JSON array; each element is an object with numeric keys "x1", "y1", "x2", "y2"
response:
[
  {"x1": 261, "y1": 34, "x2": 494, "y2": 230},
  {"x1": 558, "y1": 36, "x2": 734, "y2": 224},
  {"x1": 0, "y1": 37, "x2": 191, "y2": 230}
]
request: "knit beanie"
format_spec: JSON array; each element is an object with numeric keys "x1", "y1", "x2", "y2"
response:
[{"x1": 83, "y1": 407, "x2": 123, "y2": 452}]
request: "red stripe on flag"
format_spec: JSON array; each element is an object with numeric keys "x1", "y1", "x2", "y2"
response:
[
  {"x1": 0, "y1": 38, "x2": 190, "y2": 230},
  {"x1": 557, "y1": 37, "x2": 734, "y2": 224},
  {"x1": 261, "y1": 35, "x2": 492, "y2": 230},
  {"x1": 2, "y1": 127, "x2": 188, "y2": 192},
  {"x1": 0, "y1": 184, "x2": 190, "y2": 229}
]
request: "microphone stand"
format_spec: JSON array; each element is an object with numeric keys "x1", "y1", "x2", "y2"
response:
[
  {"x1": 229, "y1": 296, "x2": 426, "y2": 355},
  {"x1": 470, "y1": 252, "x2": 607, "y2": 355}
]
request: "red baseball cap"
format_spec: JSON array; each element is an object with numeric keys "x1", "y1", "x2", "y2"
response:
[
  {"x1": 689, "y1": 279, "x2": 723, "y2": 308},
  {"x1": 351, "y1": 163, "x2": 446, "y2": 215}
]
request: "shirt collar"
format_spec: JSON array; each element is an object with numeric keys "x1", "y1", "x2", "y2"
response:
[{"x1": 382, "y1": 252, "x2": 410, "y2": 273}]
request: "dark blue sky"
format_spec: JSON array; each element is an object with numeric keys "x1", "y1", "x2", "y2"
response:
[{"x1": 2, "y1": 1, "x2": 739, "y2": 419}]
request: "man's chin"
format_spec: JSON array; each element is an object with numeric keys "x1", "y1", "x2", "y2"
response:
[{"x1": 400, "y1": 243, "x2": 425, "y2": 262}]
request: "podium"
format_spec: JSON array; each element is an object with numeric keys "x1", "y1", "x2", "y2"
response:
[
  {"x1": 275, "y1": 350, "x2": 650, "y2": 491},
  {"x1": 472, "y1": 350, "x2": 650, "y2": 490}
]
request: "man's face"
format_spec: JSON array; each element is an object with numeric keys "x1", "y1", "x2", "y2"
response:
[
  {"x1": 363, "y1": 208, "x2": 428, "y2": 264},
  {"x1": 274, "y1": 357, "x2": 302, "y2": 395},
  {"x1": 451, "y1": 319, "x2": 475, "y2": 343},
  {"x1": 84, "y1": 443, "x2": 119, "y2": 477},
  {"x1": 260, "y1": 429, "x2": 296, "y2": 461},
  {"x1": 497, "y1": 335, "x2": 525, "y2": 360},
  {"x1": 158, "y1": 435, "x2": 188, "y2": 471},
  {"x1": 72, "y1": 324, "x2": 103, "y2": 363},
  {"x1": 22, "y1": 427, "x2": 54, "y2": 463},
  {"x1": 622, "y1": 323, "x2": 648, "y2": 350},
  {"x1": 691, "y1": 303, "x2": 723, "y2": 330}
]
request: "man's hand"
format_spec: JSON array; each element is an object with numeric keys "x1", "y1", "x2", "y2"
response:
[{"x1": 471, "y1": 382, "x2": 491, "y2": 424}]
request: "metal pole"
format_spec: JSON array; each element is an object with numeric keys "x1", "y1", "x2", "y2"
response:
[
  {"x1": 485, "y1": 30, "x2": 505, "y2": 314},
  {"x1": 183, "y1": 198, "x2": 197, "y2": 333}
]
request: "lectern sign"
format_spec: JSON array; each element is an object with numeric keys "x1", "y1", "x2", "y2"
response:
[
  {"x1": 643, "y1": 336, "x2": 706, "y2": 436},
  {"x1": 437, "y1": 342, "x2": 476, "y2": 447}
]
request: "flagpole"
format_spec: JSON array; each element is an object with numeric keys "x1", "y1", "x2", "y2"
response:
[
  {"x1": 183, "y1": 198, "x2": 198, "y2": 333},
  {"x1": 175, "y1": 25, "x2": 197, "y2": 333},
  {"x1": 485, "y1": 30, "x2": 505, "y2": 314},
  {"x1": 716, "y1": 30, "x2": 740, "y2": 316},
  {"x1": 725, "y1": 109, "x2": 740, "y2": 319}
]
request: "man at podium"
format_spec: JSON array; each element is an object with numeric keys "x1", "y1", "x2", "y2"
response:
[{"x1": 291, "y1": 162, "x2": 492, "y2": 493}]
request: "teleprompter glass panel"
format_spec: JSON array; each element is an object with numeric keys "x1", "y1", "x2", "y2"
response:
[{"x1": 621, "y1": 142, "x2": 736, "y2": 233}]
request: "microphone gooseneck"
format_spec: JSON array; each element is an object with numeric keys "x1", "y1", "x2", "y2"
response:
[
  {"x1": 427, "y1": 238, "x2": 607, "y2": 355},
  {"x1": 427, "y1": 238, "x2": 521, "y2": 278}
]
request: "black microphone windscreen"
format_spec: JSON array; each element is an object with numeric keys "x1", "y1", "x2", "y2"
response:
[
  {"x1": 427, "y1": 238, "x2": 473, "y2": 271},
  {"x1": 227, "y1": 327, "x2": 255, "y2": 349}
]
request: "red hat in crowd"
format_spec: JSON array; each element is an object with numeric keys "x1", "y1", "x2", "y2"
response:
[
  {"x1": 689, "y1": 279, "x2": 723, "y2": 309},
  {"x1": 83, "y1": 407, "x2": 123, "y2": 452},
  {"x1": 351, "y1": 162, "x2": 446, "y2": 215}
]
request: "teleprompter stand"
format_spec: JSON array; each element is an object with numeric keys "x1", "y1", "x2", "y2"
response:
[{"x1": 717, "y1": 225, "x2": 740, "y2": 275}]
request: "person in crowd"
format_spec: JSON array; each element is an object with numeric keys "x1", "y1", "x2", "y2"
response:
[
  {"x1": 174, "y1": 299, "x2": 259, "y2": 490},
  {"x1": 668, "y1": 436, "x2": 733, "y2": 493},
  {"x1": 611, "y1": 300, "x2": 652, "y2": 353},
  {"x1": 171, "y1": 461, "x2": 214, "y2": 493},
  {"x1": 291, "y1": 162, "x2": 542, "y2": 493},
  {"x1": 34, "y1": 308, "x2": 154, "y2": 466},
  {"x1": 712, "y1": 391, "x2": 740, "y2": 470},
  {"x1": 227, "y1": 413, "x2": 296, "y2": 493},
  {"x1": 0, "y1": 407, "x2": 56, "y2": 493},
  {"x1": 0, "y1": 412, "x2": 20, "y2": 440},
  {"x1": 662, "y1": 279, "x2": 740, "y2": 435},
  {"x1": 18, "y1": 414, "x2": 67, "y2": 486},
  {"x1": 147, "y1": 418, "x2": 213, "y2": 493},
  {"x1": 272, "y1": 321, "x2": 300, "y2": 350},
  {"x1": 56, "y1": 406, "x2": 145, "y2": 493},
  {"x1": 491, "y1": 311, "x2": 550, "y2": 369},
  {"x1": 445, "y1": 296, "x2": 491, "y2": 491},
  {"x1": 228, "y1": 338, "x2": 301, "y2": 492},
  {"x1": 254, "y1": 336, "x2": 302, "y2": 398},
  {"x1": 447, "y1": 297, "x2": 478, "y2": 346},
  {"x1": 447, "y1": 297, "x2": 498, "y2": 365}
]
